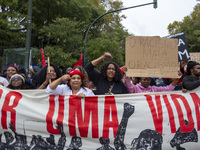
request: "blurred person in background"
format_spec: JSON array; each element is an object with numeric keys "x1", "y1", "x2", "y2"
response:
[{"x1": 32, "y1": 63, "x2": 62, "y2": 89}]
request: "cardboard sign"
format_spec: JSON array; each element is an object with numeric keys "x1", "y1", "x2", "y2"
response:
[
  {"x1": 166, "y1": 32, "x2": 190, "y2": 61},
  {"x1": 125, "y1": 36, "x2": 179, "y2": 78},
  {"x1": 189, "y1": 52, "x2": 200, "y2": 63}
]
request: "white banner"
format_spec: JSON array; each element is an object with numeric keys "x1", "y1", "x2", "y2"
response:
[{"x1": 0, "y1": 86, "x2": 199, "y2": 150}]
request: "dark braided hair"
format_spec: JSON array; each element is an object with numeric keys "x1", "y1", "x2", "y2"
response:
[{"x1": 100, "y1": 61, "x2": 122, "y2": 82}]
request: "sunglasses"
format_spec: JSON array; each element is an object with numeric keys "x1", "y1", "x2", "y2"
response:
[{"x1": 11, "y1": 77, "x2": 22, "y2": 82}]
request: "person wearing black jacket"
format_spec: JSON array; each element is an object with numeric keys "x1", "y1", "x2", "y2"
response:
[
  {"x1": 182, "y1": 61, "x2": 200, "y2": 90},
  {"x1": 85, "y1": 52, "x2": 128, "y2": 95}
]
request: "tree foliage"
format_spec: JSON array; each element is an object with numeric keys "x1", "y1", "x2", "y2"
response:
[
  {"x1": 168, "y1": 3, "x2": 200, "y2": 52},
  {"x1": 0, "y1": 0, "x2": 130, "y2": 70}
]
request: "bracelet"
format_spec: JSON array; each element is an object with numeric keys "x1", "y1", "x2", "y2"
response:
[{"x1": 43, "y1": 83, "x2": 47, "y2": 87}]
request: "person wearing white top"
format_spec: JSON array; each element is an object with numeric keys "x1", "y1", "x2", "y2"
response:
[
  {"x1": 46, "y1": 70, "x2": 94, "y2": 98},
  {"x1": 0, "y1": 76, "x2": 9, "y2": 87}
]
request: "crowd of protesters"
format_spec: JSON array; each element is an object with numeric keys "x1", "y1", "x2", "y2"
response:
[{"x1": 0, "y1": 52, "x2": 200, "y2": 97}]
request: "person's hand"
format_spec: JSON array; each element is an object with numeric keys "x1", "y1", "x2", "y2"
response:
[
  {"x1": 29, "y1": 67, "x2": 34, "y2": 73},
  {"x1": 170, "y1": 71, "x2": 182, "y2": 86},
  {"x1": 122, "y1": 66, "x2": 128, "y2": 73},
  {"x1": 178, "y1": 70, "x2": 183, "y2": 76},
  {"x1": 0, "y1": 82, "x2": 4, "y2": 86},
  {"x1": 77, "y1": 93, "x2": 86, "y2": 98},
  {"x1": 61, "y1": 74, "x2": 71, "y2": 81},
  {"x1": 182, "y1": 88, "x2": 188, "y2": 93},
  {"x1": 180, "y1": 60, "x2": 189, "y2": 69},
  {"x1": 103, "y1": 52, "x2": 112, "y2": 60}
]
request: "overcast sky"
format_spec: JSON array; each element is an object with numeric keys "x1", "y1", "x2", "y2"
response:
[{"x1": 120, "y1": 0, "x2": 199, "y2": 37}]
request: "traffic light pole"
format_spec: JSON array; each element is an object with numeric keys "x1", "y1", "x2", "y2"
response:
[
  {"x1": 25, "y1": 0, "x2": 33, "y2": 73},
  {"x1": 83, "y1": 0, "x2": 157, "y2": 67}
]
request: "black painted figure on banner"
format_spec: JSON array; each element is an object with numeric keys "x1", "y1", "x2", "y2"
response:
[
  {"x1": 0, "y1": 134, "x2": 6, "y2": 150},
  {"x1": 67, "y1": 136, "x2": 82, "y2": 150},
  {"x1": 30, "y1": 135, "x2": 55, "y2": 150},
  {"x1": 170, "y1": 120, "x2": 198, "y2": 150},
  {"x1": 114, "y1": 103, "x2": 135, "y2": 150},
  {"x1": 56, "y1": 122, "x2": 66, "y2": 150},
  {"x1": 9, "y1": 124, "x2": 28, "y2": 150},
  {"x1": 131, "y1": 129, "x2": 163, "y2": 150},
  {"x1": 46, "y1": 134, "x2": 56, "y2": 146},
  {"x1": 4, "y1": 131, "x2": 14, "y2": 146},
  {"x1": 29, "y1": 135, "x2": 37, "y2": 149},
  {"x1": 96, "y1": 137, "x2": 115, "y2": 150}
]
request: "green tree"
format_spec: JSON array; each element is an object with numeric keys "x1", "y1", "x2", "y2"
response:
[
  {"x1": 38, "y1": 17, "x2": 84, "y2": 67},
  {"x1": 1, "y1": 0, "x2": 131, "y2": 69},
  {"x1": 0, "y1": 0, "x2": 27, "y2": 68},
  {"x1": 168, "y1": 3, "x2": 200, "y2": 52}
]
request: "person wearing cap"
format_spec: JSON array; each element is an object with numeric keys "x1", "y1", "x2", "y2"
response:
[
  {"x1": 46, "y1": 70, "x2": 94, "y2": 98},
  {"x1": 85, "y1": 52, "x2": 128, "y2": 95},
  {"x1": 7, "y1": 74, "x2": 30, "y2": 89},
  {"x1": 6, "y1": 64, "x2": 19, "y2": 81},
  {"x1": 73, "y1": 65, "x2": 90, "y2": 88},
  {"x1": 182, "y1": 61, "x2": 200, "y2": 90}
]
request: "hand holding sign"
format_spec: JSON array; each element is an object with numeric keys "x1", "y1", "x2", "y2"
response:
[{"x1": 125, "y1": 36, "x2": 179, "y2": 78}]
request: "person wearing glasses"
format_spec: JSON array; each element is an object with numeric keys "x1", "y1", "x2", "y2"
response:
[
  {"x1": 5, "y1": 64, "x2": 36, "y2": 89},
  {"x1": 7, "y1": 74, "x2": 30, "y2": 90},
  {"x1": 85, "y1": 52, "x2": 128, "y2": 95}
]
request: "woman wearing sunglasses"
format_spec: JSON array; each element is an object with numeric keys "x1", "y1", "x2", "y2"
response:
[
  {"x1": 46, "y1": 70, "x2": 94, "y2": 98},
  {"x1": 7, "y1": 74, "x2": 30, "y2": 90}
]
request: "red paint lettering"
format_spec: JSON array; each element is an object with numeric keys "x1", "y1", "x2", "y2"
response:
[
  {"x1": 146, "y1": 95, "x2": 163, "y2": 134},
  {"x1": 1, "y1": 91, "x2": 22, "y2": 130},
  {"x1": 163, "y1": 95, "x2": 176, "y2": 133},
  {"x1": 68, "y1": 95, "x2": 98, "y2": 138},
  {"x1": 102, "y1": 96, "x2": 119, "y2": 138},
  {"x1": 0, "y1": 89, "x2": 3, "y2": 99},
  {"x1": 190, "y1": 93, "x2": 200, "y2": 131},
  {"x1": 171, "y1": 94, "x2": 194, "y2": 132},
  {"x1": 46, "y1": 95, "x2": 64, "y2": 134}
]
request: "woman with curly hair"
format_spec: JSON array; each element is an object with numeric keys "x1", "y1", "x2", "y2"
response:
[
  {"x1": 85, "y1": 52, "x2": 128, "y2": 95},
  {"x1": 32, "y1": 63, "x2": 62, "y2": 89}
]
